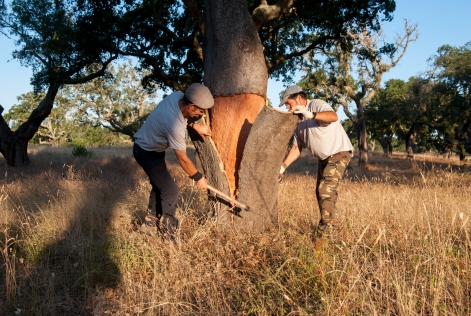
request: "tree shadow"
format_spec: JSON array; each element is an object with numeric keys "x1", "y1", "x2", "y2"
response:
[{"x1": 0, "y1": 146, "x2": 141, "y2": 315}]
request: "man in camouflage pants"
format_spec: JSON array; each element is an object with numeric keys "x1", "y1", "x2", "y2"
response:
[{"x1": 279, "y1": 85, "x2": 353, "y2": 238}]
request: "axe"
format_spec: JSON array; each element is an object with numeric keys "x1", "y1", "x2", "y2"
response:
[{"x1": 207, "y1": 185, "x2": 251, "y2": 211}]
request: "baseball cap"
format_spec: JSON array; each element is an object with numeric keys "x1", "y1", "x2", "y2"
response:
[
  {"x1": 279, "y1": 85, "x2": 304, "y2": 107},
  {"x1": 184, "y1": 83, "x2": 214, "y2": 109}
]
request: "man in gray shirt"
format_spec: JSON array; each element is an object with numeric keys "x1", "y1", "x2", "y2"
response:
[
  {"x1": 279, "y1": 85, "x2": 353, "y2": 238},
  {"x1": 133, "y1": 83, "x2": 214, "y2": 237}
]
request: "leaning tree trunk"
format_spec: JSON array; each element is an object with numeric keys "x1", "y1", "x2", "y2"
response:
[
  {"x1": 200, "y1": 0, "x2": 297, "y2": 232},
  {"x1": 0, "y1": 83, "x2": 59, "y2": 166}
]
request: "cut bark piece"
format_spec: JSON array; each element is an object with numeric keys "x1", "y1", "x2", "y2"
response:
[
  {"x1": 235, "y1": 106, "x2": 298, "y2": 232},
  {"x1": 210, "y1": 94, "x2": 265, "y2": 196},
  {"x1": 187, "y1": 125, "x2": 231, "y2": 201}
]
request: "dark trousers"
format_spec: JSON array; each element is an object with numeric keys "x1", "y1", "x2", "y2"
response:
[{"x1": 133, "y1": 143, "x2": 179, "y2": 233}]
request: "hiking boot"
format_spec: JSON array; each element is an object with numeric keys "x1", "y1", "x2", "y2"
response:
[{"x1": 315, "y1": 223, "x2": 334, "y2": 240}]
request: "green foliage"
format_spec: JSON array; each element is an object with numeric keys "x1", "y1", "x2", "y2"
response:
[
  {"x1": 5, "y1": 62, "x2": 146, "y2": 147},
  {"x1": 61, "y1": 60, "x2": 157, "y2": 139},
  {"x1": 76, "y1": 0, "x2": 397, "y2": 90},
  {"x1": 429, "y1": 42, "x2": 471, "y2": 156},
  {"x1": 0, "y1": 0, "x2": 118, "y2": 165},
  {"x1": 255, "y1": 0, "x2": 396, "y2": 80},
  {"x1": 67, "y1": 124, "x2": 131, "y2": 147},
  {"x1": 71, "y1": 145, "x2": 93, "y2": 158},
  {"x1": 341, "y1": 119, "x2": 358, "y2": 149},
  {"x1": 1, "y1": 0, "x2": 115, "y2": 91}
]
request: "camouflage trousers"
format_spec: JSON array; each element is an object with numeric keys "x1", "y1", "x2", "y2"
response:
[{"x1": 316, "y1": 151, "x2": 351, "y2": 226}]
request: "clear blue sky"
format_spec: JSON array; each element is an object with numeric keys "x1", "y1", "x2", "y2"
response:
[{"x1": 1, "y1": 0, "x2": 470, "y2": 115}]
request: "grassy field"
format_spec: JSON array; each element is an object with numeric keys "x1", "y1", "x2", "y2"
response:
[{"x1": 1, "y1": 145, "x2": 470, "y2": 315}]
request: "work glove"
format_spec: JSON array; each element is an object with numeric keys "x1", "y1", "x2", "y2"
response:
[
  {"x1": 280, "y1": 165, "x2": 285, "y2": 174},
  {"x1": 293, "y1": 105, "x2": 315, "y2": 119},
  {"x1": 279, "y1": 163, "x2": 287, "y2": 182}
]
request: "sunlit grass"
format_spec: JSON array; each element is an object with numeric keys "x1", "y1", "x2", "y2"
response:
[{"x1": 0, "y1": 145, "x2": 470, "y2": 315}]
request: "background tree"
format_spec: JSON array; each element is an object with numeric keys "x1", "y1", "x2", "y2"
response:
[
  {"x1": 4, "y1": 92, "x2": 72, "y2": 146},
  {"x1": 364, "y1": 79, "x2": 407, "y2": 155},
  {"x1": 428, "y1": 42, "x2": 471, "y2": 158},
  {"x1": 0, "y1": 0, "x2": 117, "y2": 166},
  {"x1": 301, "y1": 20, "x2": 418, "y2": 165},
  {"x1": 61, "y1": 60, "x2": 158, "y2": 139}
]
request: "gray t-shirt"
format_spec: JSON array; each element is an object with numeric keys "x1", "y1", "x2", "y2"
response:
[
  {"x1": 133, "y1": 91, "x2": 187, "y2": 152},
  {"x1": 293, "y1": 99, "x2": 354, "y2": 160}
]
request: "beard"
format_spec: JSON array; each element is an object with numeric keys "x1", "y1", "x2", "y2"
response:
[{"x1": 190, "y1": 114, "x2": 203, "y2": 121}]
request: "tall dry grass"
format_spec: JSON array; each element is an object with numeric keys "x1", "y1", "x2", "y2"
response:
[{"x1": 0, "y1": 146, "x2": 470, "y2": 315}]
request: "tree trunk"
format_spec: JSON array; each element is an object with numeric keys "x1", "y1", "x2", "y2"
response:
[
  {"x1": 0, "y1": 83, "x2": 60, "y2": 166},
  {"x1": 201, "y1": 0, "x2": 296, "y2": 231},
  {"x1": 358, "y1": 120, "x2": 368, "y2": 165},
  {"x1": 379, "y1": 137, "x2": 391, "y2": 156},
  {"x1": 405, "y1": 123, "x2": 417, "y2": 158},
  {"x1": 350, "y1": 105, "x2": 368, "y2": 165},
  {"x1": 355, "y1": 107, "x2": 368, "y2": 166},
  {"x1": 369, "y1": 139, "x2": 375, "y2": 152}
]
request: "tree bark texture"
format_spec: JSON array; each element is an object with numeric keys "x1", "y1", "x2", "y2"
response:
[
  {"x1": 235, "y1": 106, "x2": 298, "y2": 232},
  {"x1": 0, "y1": 84, "x2": 59, "y2": 166},
  {"x1": 358, "y1": 122, "x2": 368, "y2": 165},
  {"x1": 203, "y1": 0, "x2": 268, "y2": 97},
  {"x1": 203, "y1": 0, "x2": 268, "y2": 196},
  {"x1": 199, "y1": 0, "x2": 298, "y2": 232},
  {"x1": 187, "y1": 125, "x2": 231, "y2": 201}
]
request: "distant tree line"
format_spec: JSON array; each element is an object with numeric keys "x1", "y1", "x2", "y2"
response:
[
  {"x1": 4, "y1": 61, "x2": 158, "y2": 147},
  {"x1": 357, "y1": 42, "x2": 470, "y2": 160}
]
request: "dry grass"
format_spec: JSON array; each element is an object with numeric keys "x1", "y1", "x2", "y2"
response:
[{"x1": 1, "y1": 145, "x2": 470, "y2": 315}]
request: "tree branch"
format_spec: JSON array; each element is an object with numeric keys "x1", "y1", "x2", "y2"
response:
[
  {"x1": 252, "y1": 0, "x2": 294, "y2": 30},
  {"x1": 182, "y1": 0, "x2": 205, "y2": 34},
  {"x1": 111, "y1": 47, "x2": 186, "y2": 91},
  {"x1": 62, "y1": 55, "x2": 117, "y2": 84}
]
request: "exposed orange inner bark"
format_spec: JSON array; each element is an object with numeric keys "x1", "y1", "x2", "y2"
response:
[{"x1": 210, "y1": 94, "x2": 265, "y2": 197}]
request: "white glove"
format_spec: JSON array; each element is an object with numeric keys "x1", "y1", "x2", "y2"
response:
[
  {"x1": 280, "y1": 165, "x2": 286, "y2": 174},
  {"x1": 293, "y1": 105, "x2": 314, "y2": 119},
  {"x1": 279, "y1": 165, "x2": 285, "y2": 183}
]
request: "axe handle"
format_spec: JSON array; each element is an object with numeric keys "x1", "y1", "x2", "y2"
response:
[{"x1": 207, "y1": 185, "x2": 250, "y2": 211}]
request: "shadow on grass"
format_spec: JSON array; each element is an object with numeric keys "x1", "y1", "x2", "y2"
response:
[{"x1": 0, "y1": 146, "x2": 140, "y2": 315}]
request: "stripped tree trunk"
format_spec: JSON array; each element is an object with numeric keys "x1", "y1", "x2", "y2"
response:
[{"x1": 198, "y1": 0, "x2": 297, "y2": 231}]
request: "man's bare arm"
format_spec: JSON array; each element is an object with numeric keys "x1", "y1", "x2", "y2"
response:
[
  {"x1": 174, "y1": 149, "x2": 208, "y2": 189},
  {"x1": 282, "y1": 145, "x2": 302, "y2": 168}
]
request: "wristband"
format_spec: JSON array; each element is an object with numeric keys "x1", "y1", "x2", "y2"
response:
[
  {"x1": 312, "y1": 112, "x2": 317, "y2": 119},
  {"x1": 281, "y1": 162, "x2": 288, "y2": 169},
  {"x1": 190, "y1": 171, "x2": 203, "y2": 181}
]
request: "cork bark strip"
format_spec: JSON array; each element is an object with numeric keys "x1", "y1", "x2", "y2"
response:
[
  {"x1": 187, "y1": 121, "x2": 231, "y2": 199},
  {"x1": 235, "y1": 106, "x2": 298, "y2": 232}
]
